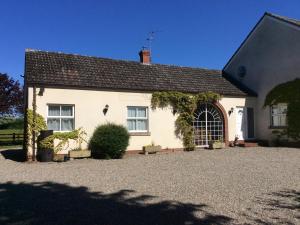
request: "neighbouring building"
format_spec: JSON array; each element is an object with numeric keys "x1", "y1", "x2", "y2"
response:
[
  {"x1": 224, "y1": 12, "x2": 300, "y2": 141},
  {"x1": 24, "y1": 12, "x2": 300, "y2": 158}
]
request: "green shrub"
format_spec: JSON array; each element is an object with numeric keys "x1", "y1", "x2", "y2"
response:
[
  {"x1": 0, "y1": 117, "x2": 24, "y2": 129},
  {"x1": 89, "y1": 123, "x2": 130, "y2": 159}
]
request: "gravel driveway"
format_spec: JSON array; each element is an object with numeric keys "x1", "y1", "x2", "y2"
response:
[{"x1": 0, "y1": 147, "x2": 299, "y2": 225}]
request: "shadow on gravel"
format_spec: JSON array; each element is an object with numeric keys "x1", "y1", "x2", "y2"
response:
[
  {"x1": 0, "y1": 182, "x2": 232, "y2": 225},
  {"x1": 263, "y1": 189, "x2": 300, "y2": 211},
  {"x1": 241, "y1": 189, "x2": 300, "y2": 225},
  {"x1": 0, "y1": 148, "x2": 25, "y2": 162}
]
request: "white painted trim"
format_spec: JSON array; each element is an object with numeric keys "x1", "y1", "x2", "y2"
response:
[
  {"x1": 47, "y1": 104, "x2": 75, "y2": 132},
  {"x1": 126, "y1": 106, "x2": 149, "y2": 133}
]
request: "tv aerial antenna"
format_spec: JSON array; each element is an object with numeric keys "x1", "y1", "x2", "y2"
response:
[{"x1": 143, "y1": 30, "x2": 162, "y2": 55}]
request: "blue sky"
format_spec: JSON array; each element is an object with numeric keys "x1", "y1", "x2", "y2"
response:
[{"x1": 1, "y1": 0, "x2": 300, "y2": 83}]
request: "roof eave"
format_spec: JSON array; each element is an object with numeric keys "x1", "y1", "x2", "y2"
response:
[
  {"x1": 26, "y1": 82, "x2": 250, "y2": 97},
  {"x1": 222, "y1": 72, "x2": 257, "y2": 97}
]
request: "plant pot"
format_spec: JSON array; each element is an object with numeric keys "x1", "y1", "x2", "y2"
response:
[
  {"x1": 38, "y1": 148, "x2": 54, "y2": 162},
  {"x1": 69, "y1": 150, "x2": 91, "y2": 158},
  {"x1": 37, "y1": 130, "x2": 54, "y2": 162},
  {"x1": 143, "y1": 145, "x2": 161, "y2": 155},
  {"x1": 229, "y1": 142, "x2": 235, "y2": 147},
  {"x1": 209, "y1": 142, "x2": 225, "y2": 150}
]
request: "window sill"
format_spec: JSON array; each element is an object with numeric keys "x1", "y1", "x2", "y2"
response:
[
  {"x1": 129, "y1": 132, "x2": 151, "y2": 136},
  {"x1": 269, "y1": 126, "x2": 287, "y2": 129},
  {"x1": 52, "y1": 130, "x2": 74, "y2": 133}
]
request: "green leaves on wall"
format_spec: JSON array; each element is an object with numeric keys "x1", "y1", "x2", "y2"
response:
[
  {"x1": 151, "y1": 91, "x2": 221, "y2": 150},
  {"x1": 264, "y1": 78, "x2": 300, "y2": 140}
]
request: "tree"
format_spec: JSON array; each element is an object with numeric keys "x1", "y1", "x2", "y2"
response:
[{"x1": 0, "y1": 73, "x2": 23, "y2": 117}]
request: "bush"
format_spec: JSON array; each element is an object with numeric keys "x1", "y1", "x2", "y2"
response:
[
  {"x1": 0, "y1": 117, "x2": 24, "y2": 129},
  {"x1": 89, "y1": 123, "x2": 130, "y2": 159}
]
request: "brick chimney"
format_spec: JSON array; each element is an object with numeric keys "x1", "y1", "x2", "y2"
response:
[{"x1": 139, "y1": 49, "x2": 151, "y2": 64}]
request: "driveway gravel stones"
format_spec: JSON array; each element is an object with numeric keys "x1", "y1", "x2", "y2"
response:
[{"x1": 0, "y1": 147, "x2": 299, "y2": 225}]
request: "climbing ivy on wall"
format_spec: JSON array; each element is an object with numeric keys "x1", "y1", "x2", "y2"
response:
[
  {"x1": 151, "y1": 91, "x2": 221, "y2": 151},
  {"x1": 26, "y1": 109, "x2": 47, "y2": 150},
  {"x1": 264, "y1": 78, "x2": 300, "y2": 140}
]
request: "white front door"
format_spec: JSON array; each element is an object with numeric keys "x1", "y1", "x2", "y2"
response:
[{"x1": 236, "y1": 107, "x2": 247, "y2": 140}]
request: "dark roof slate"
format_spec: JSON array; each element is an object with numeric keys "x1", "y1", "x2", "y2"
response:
[{"x1": 25, "y1": 50, "x2": 250, "y2": 96}]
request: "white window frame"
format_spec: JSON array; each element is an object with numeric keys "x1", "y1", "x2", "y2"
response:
[
  {"x1": 127, "y1": 106, "x2": 148, "y2": 132},
  {"x1": 47, "y1": 104, "x2": 75, "y2": 132},
  {"x1": 270, "y1": 104, "x2": 287, "y2": 128}
]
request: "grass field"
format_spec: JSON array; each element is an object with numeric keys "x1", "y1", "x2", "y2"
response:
[
  {"x1": 0, "y1": 129, "x2": 23, "y2": 135},
  {"x1": 0, "y1": 145, "x2": 22, "y2": 150},
  {"x1": 0, "y1": 129, "x2": 23, "y2": 147}
]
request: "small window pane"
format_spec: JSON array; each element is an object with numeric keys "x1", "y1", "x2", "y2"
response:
[
  {"x1": 137, "y1": 120, "x2": 147, "y2": 130},
  {"x1": 272, "y1": 115, "x2": 280, "y2": 126},
  {"x1": 61, "y1": 106, "x2": 73, "y2": 116},
  {"x1": 279, "y1": 105, "x2": 287, "y2": 114},
  {"x1": 49, "y1": 106, "x2": 60, "y2": 116},
  {"x1": 61, "y1": 119, "x2": 74, "y2": 131},
  {"x1": 280, "y1": 116, "x2": 286, "y2": 126},
  {"x1": 271, "y1": 104, "x2": 287, "y2": 127},
  {"x1": 137, "y1": 108, "x2": 146, "y2": 117},
  {"x1": 127, "y1": 107, "x2": 136, "y2": 117},
  {"x1": 48, "y1": 105, "x2": 75, "y2": 131},
  {"x1": 47, "y1": 118, "x2": 60, "y2": 131},
  {"x1": 272, "y1": 106, "x2": 278, "y2": 115},
  {"x1": 127, "y1": 106, "x2": 148, "y2": 132},
  {"x1": 127, "y1": 120, "x2": 136, "y2": 131}
]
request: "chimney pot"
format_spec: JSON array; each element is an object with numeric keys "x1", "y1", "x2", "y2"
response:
[{"x1": 139, "y1": 49, "x2": 151, "y2": 64}]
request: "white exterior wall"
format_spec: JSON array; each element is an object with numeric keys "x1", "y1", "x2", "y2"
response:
[
  {"x1": 28, "y1": 87, "x2": 255, "y2": 154},
  {"x1": 224, "y1": 16, "x2": 300, "y2": 140},
  {"x1": 219, "y1": 97, "x2": 257, "y2": 141}
]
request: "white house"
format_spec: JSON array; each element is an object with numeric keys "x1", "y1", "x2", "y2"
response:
[
  {"x1": 24, "y1": 12, "x2": 300, "y2": 158},
  {"x1": 224, "y1": 12, "x2": 300, "y2": 141}
]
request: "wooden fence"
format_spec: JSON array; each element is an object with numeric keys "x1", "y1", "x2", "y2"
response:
[{"x1": 0, "y1": 133, "x2": 24, "y2": 145}]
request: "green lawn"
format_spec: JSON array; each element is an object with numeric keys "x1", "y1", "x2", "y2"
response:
[
  {"x1": 0, "y1": 129, "x2": 23, "y2": 146},
  {"x1": 0, "y1": 129, "x2": 23, "y2": 134},
  {"x1": 0, "y1": 145, "x2": 22, "y2": 150}
]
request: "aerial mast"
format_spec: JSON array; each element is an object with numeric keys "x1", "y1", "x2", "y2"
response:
[{"x1": 143, "y1": 30, "x2": 162, "y2": 62}]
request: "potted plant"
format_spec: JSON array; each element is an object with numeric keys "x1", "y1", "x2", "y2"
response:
[
  {"x1": 209, "y1": 139, "x2": 225, "y2": 150},
  {"x1": 230, "y1": 136, "x2": 239, "y2": 147},
  {"x1": 143, "y1": 142, "x2": 161, "y2": 155},
  {"x1": 39, "y1": 147, "x2": 54, "y2": 162},
  {"x1": 68, "y1": 128, "x2": 90, "y2": 159},
  {"x1": 37, "y1": 130, "x2": 54, "y2": 162},
  {"x1": 38, "y1": 128, "x2": 89, "y2": 161},
  {"x1": 69, "y1": 148, "x2": 91, "y2": 158}
]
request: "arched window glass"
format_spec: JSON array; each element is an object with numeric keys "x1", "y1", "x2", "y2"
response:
[{"x1": 193, "y1": 103, "x2": 224, "y2": 146}]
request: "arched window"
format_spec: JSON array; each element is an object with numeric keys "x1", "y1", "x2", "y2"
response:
[{"x1": 193, "y1": 103, "x2": 224, "y2": 147}]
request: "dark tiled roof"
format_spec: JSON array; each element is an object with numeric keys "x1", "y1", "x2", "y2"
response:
[
  {"x1": 266, "y1": 12, "x2": 300, "y2": 27},
  {"x1": 25, "y1": 50, "x2": 250, "y2": 96}
]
